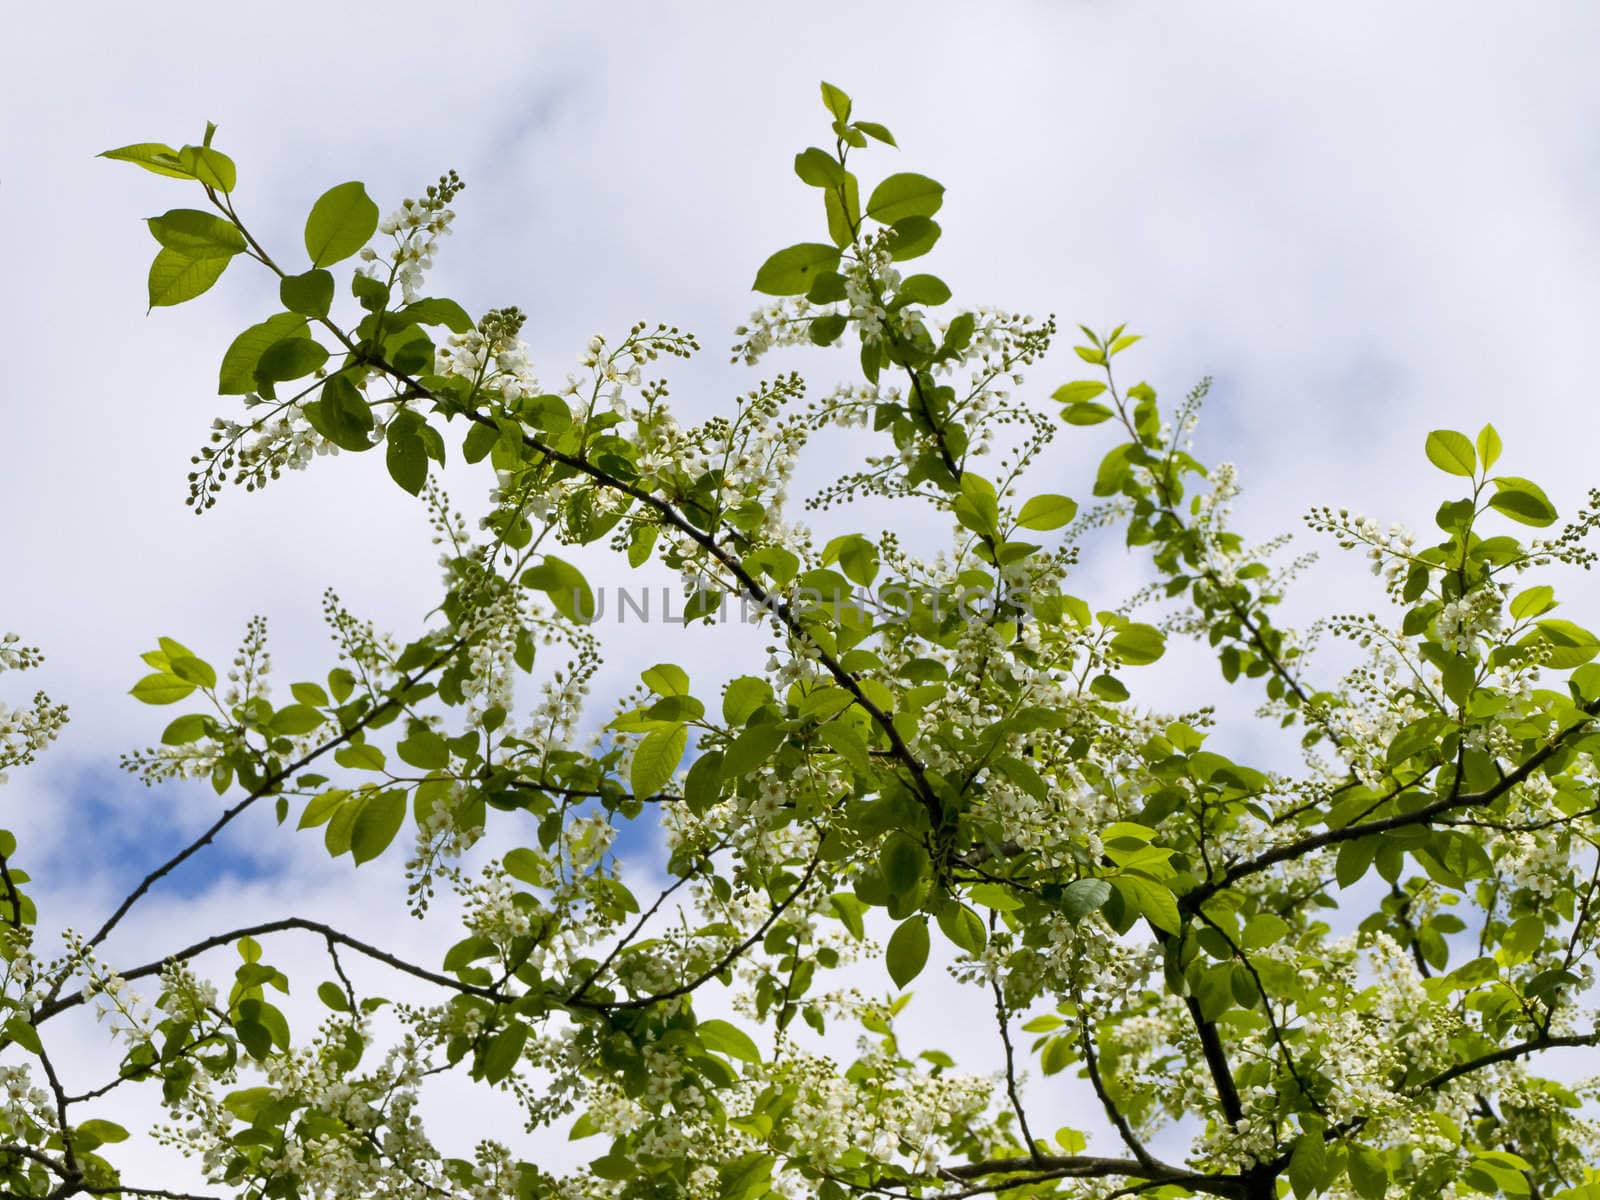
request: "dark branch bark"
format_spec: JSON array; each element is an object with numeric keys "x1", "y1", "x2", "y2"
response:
[{"x1": 35, "y1": 916, "x2": 499, "y2": 1025}]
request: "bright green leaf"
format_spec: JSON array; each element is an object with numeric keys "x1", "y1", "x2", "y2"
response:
[
  {"x1": 886, "y1": 915, "x2": 930, "y2": 988},
  {"x1": 1424, "y1": 429, "x2": 1476, "y2": 477},
  {"x1": 698, "y1": 1019, "x2": 761, "y2": 1064},
  {"x1": 521, "y1": 556, "x2": 596, "y2": 623},
  {"x1": 350, "y1": 791, "x2": 406, "y2": 865},
  {"x1": 752, "y1": 244, "x2": 840, "y2": 296},
  {"x1": 1489, "y1": 476, "x2": 1558, "y2": 527},
  {"x1": 280, "y1": 269, "x2": 335, "y2": 317},
  {"x1": 866, "y1": 173, "x2": 945, "y2": 223},
  {"x1": 631, "y1": 724, "x2": 687, "y2": 798},
  {"x1": 147, "y1": 209, "x2": 245, "y2": 259},
  {"x1": 218, "y1": 313, "x2": 308, "y2": 394},
  {"x1": 148, "y1": 247, "x2": 231, "y2": 309},
  {"x1": 100, "y1": 142, "x2": 193, "y2": 180},
  {"x1": 129, "y1": 673, "x2": 196, "y2": 705},
  {"x1": 1017, "y1": 494, "x2": 1079, "y2": 531},
  {"x1": 305, "y1": 181, "x2": 380, "y2": 268}
]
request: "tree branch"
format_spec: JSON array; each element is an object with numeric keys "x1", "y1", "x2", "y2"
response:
[
  {"x1": 44, "y1": 643, "x2": 462, "y2": 1006},
  {"x1": 930, "y1": 1154, "x2": 1243, "y2": 1200},
  {"x1": 1183, "y1": 697, "x2": 1600, "y2": 911},
  {"x1": 1074, "y1": 986, "x2": 1156, "y2": 1171},
  {"x1": 35, "y1": 916, "x2": 499, "y2": 1025},
  {"x1": 567, "y1": 841, "x2": 824, "y2": 1011}
]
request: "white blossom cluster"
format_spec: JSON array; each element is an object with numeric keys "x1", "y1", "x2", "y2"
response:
[
  {"x1": 1436, "y1": 585, "x2": 1506, "y2": 654},
  {"x1": 436, "y1": 306, "x2": 541, "y2": 404},
  {"x1": 358, "y1": 170, "x2": 461, "y2": 304},
  {"x1": 729, "y1": 298, "x2": 821, "y2": 366},
  {"x1": 0, "y1": 633, "x2": 67, "y2": 785}
]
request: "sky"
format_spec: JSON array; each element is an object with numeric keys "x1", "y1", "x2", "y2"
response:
[{"x1": 6, "y1": 0, "x2": 1600, "y2": 1186}]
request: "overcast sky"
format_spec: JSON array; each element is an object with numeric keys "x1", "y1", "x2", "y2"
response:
[{"x1": 6, "y1": 0, "x2": 1600, "y2": 1185}]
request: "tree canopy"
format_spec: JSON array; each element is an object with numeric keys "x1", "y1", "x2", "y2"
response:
[{"x1": 2, "y1": 83, "x2": 1599, "y2": 1200}]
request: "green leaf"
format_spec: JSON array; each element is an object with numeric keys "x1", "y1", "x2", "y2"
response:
[
  {"x1": 1242, "y1": 913, "x2": 1291, "y2": 951},
  {"x1": 147, "y1": 209, "x2": 245, "y2": 258},
  {"x1": 1089, "y1": 673, "x2": 1129, "y2": 702},
  {"x1": 1509, "y1": 585, "x2": 1554, "y2": 620},
  {"x1": 1113, "y1": 875, "x2": 1180, "y2": 934},
  {"x1": 698, "y1": 1019, "x2": 761, "y2": 1064},
  {"x1": 723, "y1": 723, "x2": 786, "y2": 779},
  {"x1": 316, "y1": 981, "x2": 351, "y2": 1011},
  {"x1": 350, "y1": 791, "x2": 406, "y2": 865},
  {"x1": 129, "y1": 673, "x2": 196, "y2": 705},
  {"x1": 521, "y1": 556, "x2": 596, "y2": 623},
  {"x1": 818, "y1": 721, "x2": 872, "y2": 777},
  {"x1": 73, "y1": 1118, "x2": 129, "y2": 1148},
  {"x1": 830, "y1": 893, "x2": 867, "y2": 939},
  {"x1": 280, "y1": 269, "x2": 335, "y2": 318},
  {"x1": 291, "y1": 682, "x2": 330, "y2": 707},
  {"x1": 1476, "y1": 423, "x2": 1502, "y2": 472},
  {"x1": 179, "y1": 145, "x2": 236, "y2": 192},
  {"x1": 1052, "y1": 380, "x2": 1108, "y2": 404},
  {"x1": 1489, "y1": 476, "x2": 1558, "y2": 527},
  {"x1": 480, "y1": 1020, "x2": 527, "y2": 1084},
  {"x1": 298, "y1": 790, "x2": 345, "y2": 830},
  {"x1": 303, "y1": 375, "x2": 376, "y2": 452},
  {"x1": 1335, "y1": 838, "x2": 1377, "y2": 889},
  {"x1": 936, "y1": 903, "x2": 987, "y2": 954},
  {"x1": 885, "y1": 215, "x2": 940, "y2": 261},
  {"x1": 722, "y1": 676, "x2": 773, "y2": 726},
  {"x1": 992, "y1": 756, "x2": 1047, "y2": 806},
  {"x1": 168, "y1": 655, "x2": 216, "y2": 687},
  {"x1": 218, "y1": 313, "x2": 308, "y2": 394},
  {"x1": 403, "y1": 297, "x2": 474, "y2": 332},
  {"x1": 386, "y1": 426, "x2": 428, "y2": 496},
  {"x1": 794, "y1": 148, "x2": 845, "y2": 188},
  {"x1": 719, "y1": 1152, "x2": 776, "y2": 1200},
  {"x1": 893, "y1": 273, "x2": 951, "y2": 306},
  {"x1": 641, "y1": 663, "x2": 690, "y2": 696},
  {"x1": 1288, "y1": 1132, "x2": 1328, "y2": 1200},
  {"x1": 854, "y1": 120, "x2": 896, "y2": 146},
  {"x1": 148, "y1": 248, "x2": 231, "y2": 309},
  {"x1": 100, "y1": 142, "x2": 193, "y2": 180},
  {"x1": 1346, "y1": 1146, "x2": 1388, "y2": 1200},
  {"x1": 483, "y1": 857, "x2": 541, "y2": 899},
  {"x1": 305, "y1": 181, "x2": 380, "y2": 268},
  {"x1": 268, "y1": 705, "x2": 324, "y2": 736},
  {"x1": 631, "y1": 724, "x2": 687, "y2": 799},
  {"x1": 1061, "y1": 877, "x2": 1112, "y2": 921},
  {"x1": 161, "y1": 713, "x2": 211, "y2": 745},
  {"x1": 1537, "y1": 619, "x2": 1600, "y2": 668},
  {"x1": 1061, "y1": 401, "x2": 1115, "y2": 426},
  {"x1": 396, "y1": 729, "x2": 449, "y2": 770},
  {"x1": 886, "y1": 916, "x2": 930, "y2": 988},
  {"x1": 1108, "y1": 623, "x2": 1165, "y2": 666},
  {"x1": 954, "y1": 474, "x2": 1001, "y2": 539},
  {"x1": 866, "y1": 173, "x2": 945, "y2": 223},
  {"x1": 752, "y1": 243, "x2": 840, "y2": 296},
  {"x1": 324, "y1": 747, "x2": 374, "y2": 790},
  {"x1": 1017, "y1": 494, "x2": 1079, "y2": 531},
  {"x1": 5, "y1": 1016, "x2": 41, "y2": 1055},
  {"x1": 879, "y1": 834, "x2": 929, "y2": 896},
  {"x1": 823, "y1": 173, "x2": 861, "y2": 248},
  {"x1": 1040, "y1": 1035, "x2": 1074, "y2": 1075},
  {"x1": 1425, "y1": 429, "x2": 1477, "y2": 477},
  {"x1": 819, "y1": 81, "x2": 852, "y2": 121},
  {"x1": 254, "y1": 337, "x2": 329, "y2": 384}
]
